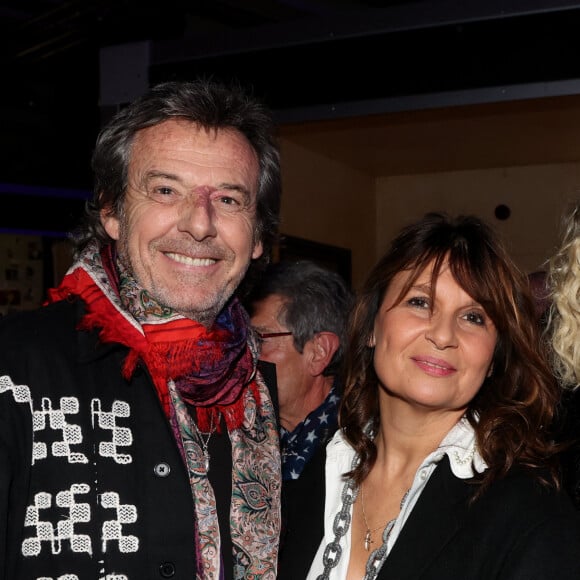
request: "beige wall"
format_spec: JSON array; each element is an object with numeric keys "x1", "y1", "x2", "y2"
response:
[
  {"x1": 376, "y1": 163, "x2": 580, "y2": 274},
  {"x1": 278, "y1": 96, "x2": 580, "y2": 288},
  {"x1": 279, "y1": 142, "x2": 580, "y2": 289},
  {"x1": 279, "y1": 137, "x2": 376, "y2": 289}
]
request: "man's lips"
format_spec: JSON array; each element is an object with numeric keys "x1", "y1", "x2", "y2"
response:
[{"x1": 411, "y1": 355, "x2": 456, "y2": 376}]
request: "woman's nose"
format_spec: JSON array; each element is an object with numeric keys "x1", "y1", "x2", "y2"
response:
[{"x1": 424, "y1": 313, "x2": 458, "y2": 350}]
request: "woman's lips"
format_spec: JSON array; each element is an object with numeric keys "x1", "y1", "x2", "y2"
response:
[{"x1": 412, "y1": 355, "x2": 457, "y2": 377}]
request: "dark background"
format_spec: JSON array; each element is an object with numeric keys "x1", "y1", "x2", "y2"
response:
[{"x1": 2, "y1": 0, "x2": 580, "y2": 235}]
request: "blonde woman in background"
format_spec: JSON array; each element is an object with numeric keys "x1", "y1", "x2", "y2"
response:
[
  {"x1": 548, "y1": 200, "x2": 580, "y2": 508},
  {"x1": 549, "y1": 201, "x2": 580, "y2": 388}
]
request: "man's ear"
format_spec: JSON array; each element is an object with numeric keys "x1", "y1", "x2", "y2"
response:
[
  {"x1": 251, "y1": 239, "x2": 263, "y2": 260},
  {"x1": 307, "y1": 332, "x2": 340, "y2": 376},
  {"x1": 100, "y1": 206, "x2": 120, "y2": 240}
]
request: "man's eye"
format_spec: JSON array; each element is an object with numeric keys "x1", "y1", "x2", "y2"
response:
[
  {"x1": 149, "y1": 186, "x2": 174, "y2": 197},
  {"x1": 219, "y1": 196, "x2": 240, "y2": 206}
]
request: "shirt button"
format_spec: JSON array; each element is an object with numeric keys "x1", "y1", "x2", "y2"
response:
[
  {"x1": 154, "y1": 462, "x2": 171, "y2": 477},
  {"x1": 159, "y1": 562, "x2": 176, "y2": 577},
  {"x1": 420, "y1": 469, "x2": 428, "y2": 480}
]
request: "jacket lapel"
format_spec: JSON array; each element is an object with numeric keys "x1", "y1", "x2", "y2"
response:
[{"x1": 378, "y1": 455, "x2": 474, "y2": 579}]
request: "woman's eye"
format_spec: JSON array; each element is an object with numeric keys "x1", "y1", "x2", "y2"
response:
[
  {"x1": 464, "y1": 311, "x2": 485, "y2": 326},
  {"x1": 407, "y1": 296, "x2": 429, "y2": 309}
]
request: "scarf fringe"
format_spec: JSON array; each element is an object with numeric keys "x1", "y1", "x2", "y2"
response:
[{"x1": 195, "y1": 381, "x2": 261, "y2": 432}]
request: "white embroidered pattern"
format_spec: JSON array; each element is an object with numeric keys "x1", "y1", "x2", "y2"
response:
[
  {"x1": 91, "y1": 399, "x2": 133, "y2": 464},
  {"x1": 36, "y1": 574, "x2": 79, "y2": 580},
  {"x1": 35, "y1": 569, "x2": 129, "y2": 578},
  {"x1": 100, "y1": 491, "x2": 139, "y2": 553},
  {"x1": 33, "y1": 397, "x2": 88, "y2": 464},
  {"x1": 37, "y1": 575, "x2": 80, "y2": 580},
  {"x1": 0, "y1": 375, "x2": 38, "y2": 464},
  {"x1": 2, "y1": 377, "x2": 139, "y2": 574},
  {"x1": 0, "y1": 374, "x2": 32, "y2": 403},
  {"x1": 22, "y1": 484, "x2": 92, "y2": 556}
]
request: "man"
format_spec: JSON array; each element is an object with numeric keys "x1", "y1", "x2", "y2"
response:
[
  {"x1": 0, "y1": 79, "x2": 282, "y2": 580},
  {"x1": 245, "y1": 259, "x2": 353, "y2": 579}
]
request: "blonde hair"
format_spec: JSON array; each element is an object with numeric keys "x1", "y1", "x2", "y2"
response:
[{"x1": 548, "y1": 201, "x2": 580, "y2": 389}]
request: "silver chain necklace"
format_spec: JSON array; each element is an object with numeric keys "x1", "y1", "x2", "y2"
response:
[
  {"x1": 192, "y1": 415, "x2": 215, "y2": 472},
  {"x1": 316, "y1": 461, "x2": 410, "y2": 580},
  {"x1": 315, "y1": 475, "x2": 358, "y2": 580}
]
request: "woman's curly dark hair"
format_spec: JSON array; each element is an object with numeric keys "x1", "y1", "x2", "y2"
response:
[{"x1": 342, "y1": 212, "x2": 561, "y2": 497}]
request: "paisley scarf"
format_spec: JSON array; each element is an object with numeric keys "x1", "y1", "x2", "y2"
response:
[{"x1": 47, "y1": 241, "x2": 281, "y2": 580}]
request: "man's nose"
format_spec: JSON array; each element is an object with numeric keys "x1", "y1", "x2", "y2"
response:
[{"x1": 177, "y1": 194, "x2": 218, "y2": 240}]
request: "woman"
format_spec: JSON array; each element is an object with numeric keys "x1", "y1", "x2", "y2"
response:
[
  {"x1": 306, "y1": 212, "x2": 580, "y2": 580},
  {"x1": 548, "y1": 200, "x2": 580, "y2": 390},
  {"x1": 547, "y1": 200, "x2": 580, "y2": 507}
]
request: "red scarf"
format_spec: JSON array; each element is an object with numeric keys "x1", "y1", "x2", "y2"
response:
[{"x1": 46, "y1": 245, "x2": 259, "y2": 432}]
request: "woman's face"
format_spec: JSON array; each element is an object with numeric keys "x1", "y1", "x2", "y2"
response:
[{"x1": 371, "y1": 261, "x2": 497, "y2": 414}]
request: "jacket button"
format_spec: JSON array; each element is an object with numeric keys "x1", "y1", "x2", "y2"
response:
[
  {"x1": 159, "y1": 562, "x2": 176, "y2": 577},
  {"x1": 154, "y1": 462, "x2": 171, "y2": 477}
]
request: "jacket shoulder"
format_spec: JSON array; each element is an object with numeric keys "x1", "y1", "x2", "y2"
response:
[
  {"x1": 0, "y1": 299, "x2": 81, "y2": 344},
  {"x1": 0, "y1": 299, "x2": 88, "y2": 374}
]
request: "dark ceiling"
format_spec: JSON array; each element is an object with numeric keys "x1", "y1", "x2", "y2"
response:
[
  {"x1": 3, "y1": 0, "x2": 580, "y2": 201},
  {"x1": 2, "y1": 0, "x2": 422, "y2": 192}
]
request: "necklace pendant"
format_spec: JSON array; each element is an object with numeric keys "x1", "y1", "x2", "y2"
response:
[
  {"x1": 203, "y1": 450, "x2": 210, "y2": 472},
  {"x1": 364, "y1": 529, "x2": 372, "y2": 551}
]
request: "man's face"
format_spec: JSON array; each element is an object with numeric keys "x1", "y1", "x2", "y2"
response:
[
  {"x1": 250, "y1": 294, "x2": 312, "y2": 412},
  {"x1": 101, "y1": 119, "x2": 263, "y2": 326}
]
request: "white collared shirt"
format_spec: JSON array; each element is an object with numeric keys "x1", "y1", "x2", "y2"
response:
[{"x1": 306, "y1": 417, "x2": 487, "y2": 579}]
